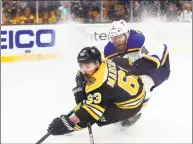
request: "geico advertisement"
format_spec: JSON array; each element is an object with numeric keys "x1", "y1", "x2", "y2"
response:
[{"x1": 1, "y1": 27, "x2": 56, "y2": 50}]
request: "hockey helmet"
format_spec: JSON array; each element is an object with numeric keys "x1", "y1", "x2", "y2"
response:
[
  {"x1": 77, "y1": 46, "x2": 102, "y2": 64},
  {"x1": 108, "y1": 19, "x2": 129, "y2": 43}
]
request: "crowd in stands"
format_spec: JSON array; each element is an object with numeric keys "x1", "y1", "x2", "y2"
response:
[{"x1": 1, "y1": 0, "x2": 192, "y2": 25}]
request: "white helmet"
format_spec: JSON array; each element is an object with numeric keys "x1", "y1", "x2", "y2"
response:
[{"x1": 108, "y1": 19, "x2": 129, "y2": 43}]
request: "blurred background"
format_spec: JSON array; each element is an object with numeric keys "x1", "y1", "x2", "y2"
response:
[{"x1": 1, "y1": 0, "x2": 192, "y2": 25}]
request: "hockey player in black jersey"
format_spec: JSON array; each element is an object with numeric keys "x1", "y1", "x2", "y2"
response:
[{"x1": 47, "y1": 46, "x2": 146, "y2": 135}]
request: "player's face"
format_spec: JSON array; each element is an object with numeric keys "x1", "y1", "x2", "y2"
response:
[
  {"x1": 79, "y1": 62, "x2": 99, "y2": 79},
  {"x1": 111, "y1": 34, "x2": 127, "y2": 52}
]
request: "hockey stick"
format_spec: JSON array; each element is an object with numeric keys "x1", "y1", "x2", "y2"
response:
[
  {"x1": 35, "y1": 103, "x2": 82, "y2": 144},
  {"x1": 87, "y1": 122, "x2": 94, "y2": 144}
]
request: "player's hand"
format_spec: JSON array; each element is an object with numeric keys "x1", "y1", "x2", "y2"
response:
[
  {"x1": 72, "y1": 71, "x2": 87, "y2": 104},
  {"x1": 76, "y1": 70, "x2": 86, "y2": 88},
  {"x1": 47, "y1": 115, "x2": 75, "y2": 135},
  {"x1": 72, "y1": 86, "x2": 87, "y2": 104}
]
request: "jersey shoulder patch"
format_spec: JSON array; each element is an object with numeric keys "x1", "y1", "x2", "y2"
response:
[
  {"x1": 86, "y1": 77, "x2": 96, "y2": 86},
  {"x1": 141, "y1": 46, "x2": 149, "y2": 55}
]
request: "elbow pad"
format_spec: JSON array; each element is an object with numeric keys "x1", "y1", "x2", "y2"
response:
[{"x1": 131, "y1": 58, "x2": 157, "y2": 75}]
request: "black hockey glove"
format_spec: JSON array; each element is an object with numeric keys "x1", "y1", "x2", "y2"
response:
[
  {"x1": 76, "y1": 70, "x2": 86, "y2": 88},
  {"x1": 47, "y1": 115, "x2": 76, "y2": 135},
  {"x1": 72, "y1": 70, "x2": 87, "y2": 104},
  {"x1": 72, "y1": 86, "x2": 87, "y2": 104},
  {"x1": 112, "y1": 57, "x2": 133, "y2": 71}
]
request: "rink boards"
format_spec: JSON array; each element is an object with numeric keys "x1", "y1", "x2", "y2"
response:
[{"x1": 1, "y1": 22, "x2": 192, "y2": 63}]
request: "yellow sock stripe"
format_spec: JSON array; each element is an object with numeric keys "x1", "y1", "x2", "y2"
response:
[
  {"x1": 87, "y1": 104, "x2": 105, "y2": 113},
  {"x1": 117, "y1": 96, "x2": 144, "y2": 109},
  {"x1": 82, "y1": 105, "x2": 100, "y2": 121},
  {"x1": 115, "y1": 87, "x2": 145, "y2": 106}
]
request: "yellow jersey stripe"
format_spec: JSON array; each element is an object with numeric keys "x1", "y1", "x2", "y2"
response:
[
  {"x1": 106, "y1": 53, "x2": 119, "y2": 59},
  {"x1": 128, "y1": 58, "x2": 133, "y2": 65},
  {"x1": 82, "y1": 105, "x2": 100, "y2": 121},
  {"x1": 127, "y1": 48, "x2": 141, "y2": 52},
  {"x1": 74, "y1": 124, "x2": 83, "y2": 131},
  {"x1": 115, "y1": 87, "x2": 145, "y2": 105},
  {"x1": 106, "y1": 48, "x2": 140, "y2": 59},
  {"x1": 120, "y1": 97, "x2": 144, "y2": 107},
  {"x1": 143, "y1": 55, "x2": 160, "y2": 69},
  {"x1": 73, "y1": 128, "x2": 77, "y2": 131},
  {"x1": 117, "y1": 97, "x2": 144, "y2": 109},
  {"x1": 87, "y1": 104, "x2": 105, "y2": 113},
  {"x1": 86, "y1": 105, "x2": 103, "y2": 117},
  {"x1": 161, "y1": 50, "x2": 169, "y2": 65},
  {"x1": 76, "y1": 71, "x2": 80, "y2": 76}
]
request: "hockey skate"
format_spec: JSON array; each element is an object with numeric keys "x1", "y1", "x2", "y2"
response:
[{"x1": 121, "y1": 113, "x2": 142, "y2": 130}]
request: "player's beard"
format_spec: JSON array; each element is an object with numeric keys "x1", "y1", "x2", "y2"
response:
[
  {"x1": 84, "y1": 74, "x2": 90, "y2": 80},
  {"x1": 116, "y1": 42, "x2": 127, "y2": 53},
  {"x1": 83, "y1": 67, "x2": 99, "y2": 81}
]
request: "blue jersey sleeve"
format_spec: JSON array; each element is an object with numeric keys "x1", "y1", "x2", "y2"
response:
[
  {"x1": 125, "y1": 30, "x2": 145, "y2": 53},
  {"x1": 104, "y1": 42, "x2": 118, "y2": 59}
]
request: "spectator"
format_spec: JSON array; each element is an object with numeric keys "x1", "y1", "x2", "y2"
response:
[
  {"x1": 180, "y1": 2, "x2": 192, "y2": 22},
  {"x1": 133, "y1": 0, "x2": 142, "y2": 22},
  {"x1": 162, "y1": 0, "x2": 181, "y2": 21},
  {"x1": 15, "y1": 1, "x2": 27, "y2": 10},
  {"x1": 19, "y1": 7, "x2": 35, "y2": 24},
  {"x1": 58, "y1": 1, "x2": 70, "y2": 21},
  {"x1": 113, "y1": 4, "x2": 126, "y2": 21},
  {"x1": 50, "y1": 9, "x2": 57, "y2": 23},
  {"x1": 1, "y1": 0, "x2": 192, "y2": 25},
  {"x1": 2, "y1": 1, "x2": 13, "y2": 14},
  {"x1": 39, "y1": 11, "x2": 52, "y2": 24},
  {"x1": 39, "y1": 1, "x2": 51, "y2": 12},
  {"x1": 2, "y1": 12, "x2": 12, "y2": 24},
  {"x1": 102, "y1": 7, "x2": 112, "y2": 23},
  {"x1": 9, "y1": 10, "x2": 21, "y2": 24},
  {"x1": 55, "y1": 9, "x2": 62, "y2": 23}
]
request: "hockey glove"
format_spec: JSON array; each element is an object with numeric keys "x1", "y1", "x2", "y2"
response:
[
  {"x1": 47, "y1": 115, "x2": 81, "y2": 135},
  {"x1": 76, "y1": 70, "x2": 86, "y2": 87},
  {"x1": 72, "y1": 86, "x2": 87, "y2": 104},
  {"x1": 73, "y1": 70, "x2": 87, "y2": 104}
]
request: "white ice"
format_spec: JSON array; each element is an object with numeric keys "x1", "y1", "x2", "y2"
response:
[{"x1": 1, "y1": 22, "x2": 192, "y2": 143}]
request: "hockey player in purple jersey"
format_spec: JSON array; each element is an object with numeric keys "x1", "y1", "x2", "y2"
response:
[{"x1": 103, "y1": 19, "x2": 170, "y2": 128}]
